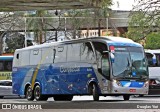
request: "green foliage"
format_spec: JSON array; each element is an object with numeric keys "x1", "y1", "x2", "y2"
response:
[
  {"x1": 5, "y1": 33, "x2": 33, "y2": 53},
  {"x1": 26, "y1": 10, "x2": 52, "y2": 44},
  {"x1": 5, "y1": 34, "x2": 24, "y2": 53},
  {"x1": 127, "y1": 0, "x2": 160, "y2": 42},
  {"x1": 127, "y1": 11, "x2": 150, "y2": 42},
  {"x1": 145, "y1": 32, "x2": 160, "y2": 49}
]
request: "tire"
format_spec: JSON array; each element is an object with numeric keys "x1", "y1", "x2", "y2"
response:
[
  {"x1": 53, "y1": 95, "x2": 73, "y2": 101},
  {"x1": 34, "y1": 85, "x2": 48, "y2": 101},
  {"x1": 123, "y1": 95, "x2": 130, "y2": 100},
  {"x1": 92, "y1": 84, "x2": 99, "y2": 101},
  {"x1": 26, "y1": 85, "x2": 34, "y2": 101},
  {"x1": 139, "y1": 95, "x2": 144, "y2": 97},
  {"x1": 0, "y1": 96, "x2": 4, "y2": 99}
]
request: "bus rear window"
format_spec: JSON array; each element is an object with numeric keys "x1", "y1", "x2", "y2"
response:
[{"x1": 0, "y1": 61, "x2": 12, "y2": 71}]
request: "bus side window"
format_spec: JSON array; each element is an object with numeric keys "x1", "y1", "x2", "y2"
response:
[
  {"x1": 80, "y1": 42, "x2": 95, "y2": 63},
  {"x1": 67, "y1": 44, "x2": 81, "y2": 62},
  {"x1": 53, "y1": 49, "x2": 56, "y2": 63},
  {"x1": 0, "y1": 61, "x2": 4, "y2": 71},
  {"x1": 145, "y1": 53, "x2": 154, "y2": 67},
  {"x1": 92, "y1": 42, "x2": 108, "y2": 72},
  {"x1": 16, "y1": 54, "x2": 19, "y2": 59},
  {"x1": 54, "y1": 45, "x2": 67, "y2": 63}
]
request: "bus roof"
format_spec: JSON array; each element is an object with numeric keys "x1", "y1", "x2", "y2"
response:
[
  {"x1": 0, "y1": 56, "x2": 13, "y2": 61},
  {"x1": 145, "y1": 49, "x2": 160, "y2": 54},
  {"x1": 16, "y1": 36, "x2": 142, "y2": 52}
]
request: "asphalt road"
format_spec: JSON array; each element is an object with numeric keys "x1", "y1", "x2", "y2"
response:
[{"x1": 1, "y1": 95, "x2": 160, "y2": 112}]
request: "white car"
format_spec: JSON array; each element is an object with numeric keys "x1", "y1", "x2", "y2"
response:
[{"x1": 0, "y1": 80, "x2": 16, "y2": 98}]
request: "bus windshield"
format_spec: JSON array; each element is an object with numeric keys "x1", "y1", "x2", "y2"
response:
[
  {"x1": 112, "y1": 47, "x2": 148, "y2": 78},
  {"x1": 0, "y1": 56, "x2": 13, "y2": 80}
]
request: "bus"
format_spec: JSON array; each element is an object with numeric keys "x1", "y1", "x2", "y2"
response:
[
  {"x1": 12, "y1": 36, "x2": 149, "y2": 101},
  {"x1": 0, "y1": 55, "x2": 13, "y2": 98},
  {"x1": 0, "y1": 55, "x2": 13, "y2": 80},
  {"x1": 145, "y1": 49, "x2": 160, "y2": 77}
]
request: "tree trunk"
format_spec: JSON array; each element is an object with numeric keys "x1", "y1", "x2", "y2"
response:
[
  {"x1": 0, "y1": 31, "x2": 5, "y2": 55},
  {"x1": 98, "y1": 19, "x2": 101, "y2": 36}
]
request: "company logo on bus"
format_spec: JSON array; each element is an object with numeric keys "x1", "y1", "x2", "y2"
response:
[{"x1": 60, "y1": 65, "x2": 80, "y2": 73}]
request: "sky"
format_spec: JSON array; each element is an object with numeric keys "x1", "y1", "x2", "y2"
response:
[{"x1": 111, "y1": 0, "x2": 137, "y2": 11}]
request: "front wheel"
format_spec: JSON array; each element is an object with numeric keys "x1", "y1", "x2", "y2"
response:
[
  {"x1": 139, "y1": 95, "x2": 144, "y2": 97},
  {"x1": 123, "y1": 95, "x2": 130, "y2": 100},
  {"x1": 34, "y1": 85, "x2": 48, "y2": 101},
  {"x1": 92, "y1": 84, "x2": 99, "y2": 101},
  {"x1": 0, "y1": 96, "x2": 4, "y2": 99},
  {"x1": 26, "y1": 85, "x2": 34, "y2": 101}
]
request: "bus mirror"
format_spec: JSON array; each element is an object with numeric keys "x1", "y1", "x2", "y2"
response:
[{"x1": 110, "y1": 53, "x2": 115, "y2": 63}]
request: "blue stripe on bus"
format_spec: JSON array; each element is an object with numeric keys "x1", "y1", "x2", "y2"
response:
[
  {"x1": 120, "y1": 81, "x2": 144, "y2": 88},
  {"x1": 107, "y1": 42, "x2": 142, "y2": 47},
  {"x1": 0, "y1": 56, "x2": 13, "y2": 61}
]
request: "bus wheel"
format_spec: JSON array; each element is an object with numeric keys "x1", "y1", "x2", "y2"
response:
[
  {"x1": 123, "y1": 95, "x2": 130, "y2": 100},
  {"x1": 0, "y1": 96, "x2": 4, "y2": 99},
  {"x1": 34, "y1": 85, "x2": 48, "y2": 101},
  {"x1": 54, "y1": 95, "x2": 73, "y2": 101},
  {"x1": 65, "y1": 95, "x2": 73, "y2": 101},
  {"x1": 26, "y1": 85, "x2": 34, "y2": 101},
  {"x1": 92, "y1": 84, "x2": 99, "y2": 101},
  {"x1": 139, "y1": 95, "x2": 144, "y2": 97}
]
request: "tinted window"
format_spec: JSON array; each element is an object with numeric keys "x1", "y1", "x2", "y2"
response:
[
  {"x1": 30, "y1": 49, "x2": 41, "y2": 65},
  {"x1": 0, "y1": 81, "x2": 12, "y2": 86},
  {"x1": 92, "y1": 42, "x2": 108, "y2": 68},
  {"x1": 0, "y1": 61, "x2": 12, "y2": 71},
  {"x1": 80, "y1": 42, "x2": 95, "y2": 63},
  {"x1": 146, "y1": 53, "x2": 160, "y2": 67},
  {"x1": 54, "y1": 45, "x2": 67, "y2": 63},
  {"x1": 42, "y1": 48, "x2": 54, "y2": 64},
  {"x1": 67, "y1": 44, "x2": 81, "y2": 62}
]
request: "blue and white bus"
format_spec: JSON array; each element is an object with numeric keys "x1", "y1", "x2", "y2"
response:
[
  {"x1": 12, "y1": 36, "x2": 149, "y2": 101},
  {"x1": 145, "y1": 49, "x2": 160, "y2": 77}
]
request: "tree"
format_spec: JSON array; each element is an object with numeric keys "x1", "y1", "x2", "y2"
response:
[
  {"x1": 0, "y1": 12, "x2": 26, "y2": 54},
  {"x1": 145, "y1": 32, "x2": 160, "y2": 49},
  {"x1": 26, "y1": 10, "x2": 52, "y2": 44},
  {"x1": 5, "y1": 32, "x2": 33, "y2": 53},
  {"x1": 127, "y1": 0, "x2": 160, "y2": 42},
  {"x1": 63, "y1": 0, "x2": 112, "y2": 39}
]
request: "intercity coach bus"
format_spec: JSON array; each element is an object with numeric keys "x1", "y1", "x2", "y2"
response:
[{"x1": 12, "y1": 36, "x2": 149, "y2": 101}]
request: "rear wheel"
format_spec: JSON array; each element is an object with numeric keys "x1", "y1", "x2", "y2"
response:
[
  {"x1": 92, "y1": 84, "x2": 99, "y2": 101},
  {"x1": 26, "y1": 85, "x2": 34, "y2": 101},
  {"x1": 34, "y1": 85, "x2": 48, "y2": 101},
  {"x1": 123, "y1": 95, "x2": 130, "y2": 100}
]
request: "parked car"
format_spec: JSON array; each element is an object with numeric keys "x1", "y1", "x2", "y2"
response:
[
  {"x1": 0, "y1": 80, "x2": 17, "y2": 98},
  {"x1": 148, "y1": 78, "x2": 160, "y2": 95}
]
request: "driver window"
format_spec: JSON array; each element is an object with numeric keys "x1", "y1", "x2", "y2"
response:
[
  {"x1": 92, "y1": 42, "x2": 109, "y2": 77},
  {"x1": 102, "y1": 54, "x2": 110, "y2": 77}
]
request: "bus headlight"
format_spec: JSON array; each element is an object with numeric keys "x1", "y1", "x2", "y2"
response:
[
  {"x1": 144, "y1": 81, "x2": 149, "y2": 87},
  {"x1": 113, "y1": 79, "x2": 122, "y2": 86}
]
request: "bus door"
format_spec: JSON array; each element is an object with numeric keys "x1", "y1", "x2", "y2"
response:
[{"x1": 92, "y1": 42, "x2": 110, "y2": 94}]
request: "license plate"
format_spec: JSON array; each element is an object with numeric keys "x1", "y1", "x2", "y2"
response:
[{"x1": 129, "y1": 89, "x2": 136, "y2": 92}]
